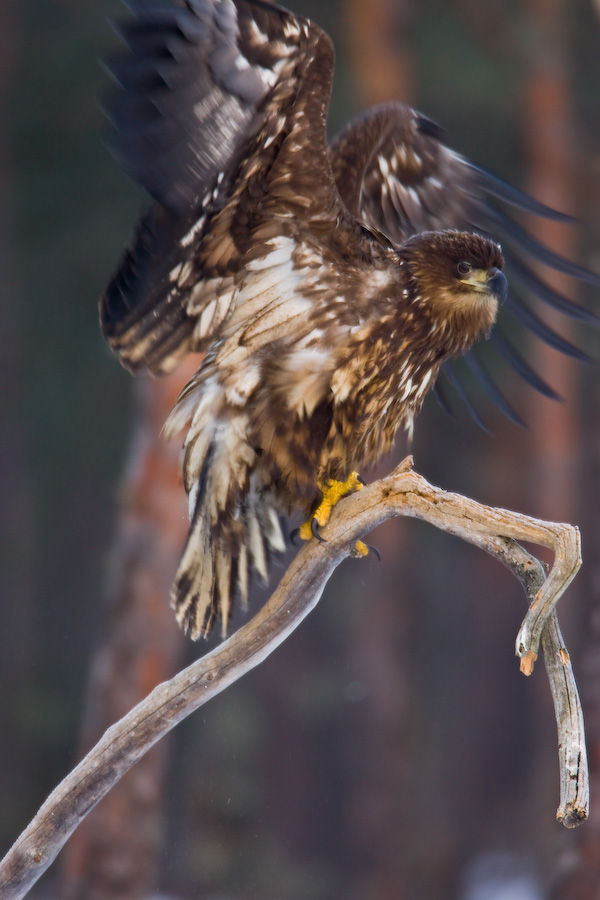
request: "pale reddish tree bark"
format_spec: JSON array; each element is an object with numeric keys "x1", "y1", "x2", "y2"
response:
[
  {"x1": 346, "y1": 0, "x2": 414, "y2": 105},
  {"x1": 59, "y1": 360, "x2": 199, "y2": 900},
  {"x1": 522, "y1": 0, "x2": 580, "y2": 524},
  {"x1": 520, "y1": 2, "x2": 600, "y2": 896}
]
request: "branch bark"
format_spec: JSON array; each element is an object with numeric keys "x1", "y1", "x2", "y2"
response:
[{"x1": 0, "y1": 458, "x2": 588, "y2": 899}]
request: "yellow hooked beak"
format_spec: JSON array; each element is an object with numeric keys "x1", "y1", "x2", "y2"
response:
[{"x1": 461, "y1": 267, "x2": 508, "y2": 303}]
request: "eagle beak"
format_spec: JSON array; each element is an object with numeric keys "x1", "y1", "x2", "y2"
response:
[
  {"x1": 485, "y1": 267, "x2": 508, "y2": 303},
  {"x1": 462, "y1": 267, "x2": 508, "y2": 304}
]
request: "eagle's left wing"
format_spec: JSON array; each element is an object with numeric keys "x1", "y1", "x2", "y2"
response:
[{"x1": 329, "y1": 102, "x2": 599, "y2": 423}]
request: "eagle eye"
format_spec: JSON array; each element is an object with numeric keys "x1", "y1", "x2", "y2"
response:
[{"x1": 457, "y1": 261, "x2": 472, "y2": 276}]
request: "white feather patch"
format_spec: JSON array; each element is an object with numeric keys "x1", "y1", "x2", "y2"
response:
[
  {"x1": 247, "y1": 512, "x2": 268, "y2": 581},
  {"x1": 264, "y1": 506, "x2": 286, "y2": 553},
  {"x1": 237, "y1": 544, "x2": 249, "y2": 608},
  {"x1": 281, "y1": 347, "x2": 331, "y2": 417}
]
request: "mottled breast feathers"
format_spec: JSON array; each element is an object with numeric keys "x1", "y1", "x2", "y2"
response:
[{"x1": 101, "y1": 0, "x2": 598, "y2": 638}]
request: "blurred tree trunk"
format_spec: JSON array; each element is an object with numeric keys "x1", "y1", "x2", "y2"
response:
[
  {"x1": 519, "y1": 0, "x2": 587, "y2": 868},
  {"x1": 522, "y1": 0, "x2": 580, "y2": 524},
  {"x1": 0, "y1": 0, "x2": 37, "y2": 852},
  {"x1": 341, "y1": 3, "x2": 421, "y2": 898},
  {"x1": 58, "y1": 364, "x2": 197, "y2": 900},
  {"x1": 520, "y1": 2, "x2": 600, "y2": 896},
  {"x1": 346, "y1": 0, "x2": 414, "y2": 104},
  {"x1": 529, "y1": 4, "x2": 600, "y2": 888}
]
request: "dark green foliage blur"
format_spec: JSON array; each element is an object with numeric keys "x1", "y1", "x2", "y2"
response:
[{"x1": 2, "y1": 1, "x2": 600, "y2": 898}]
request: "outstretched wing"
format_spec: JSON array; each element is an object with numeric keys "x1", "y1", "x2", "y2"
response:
[
  {"x1": 101, "y1": 0, "x2": 342, "y2": 375},
  {"x1": 329, "y1": 102, "x2": 600, "y2": 424}
]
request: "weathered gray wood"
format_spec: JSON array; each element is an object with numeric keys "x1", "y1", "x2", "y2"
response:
[{"x1": 0, "y1": 458, "x2": 587, "y2": 899}]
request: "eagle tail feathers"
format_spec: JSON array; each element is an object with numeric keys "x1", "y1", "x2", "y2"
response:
[{"x1": 171, "y1": 415, "x2": 286, "y2": 639}]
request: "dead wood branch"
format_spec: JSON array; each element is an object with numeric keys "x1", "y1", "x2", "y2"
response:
[{"x1": 0, "y1": 458, "x2": 587, "y2": 899}]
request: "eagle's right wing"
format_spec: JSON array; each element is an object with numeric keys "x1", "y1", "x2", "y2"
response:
[{"x1": 101, "y1": 0, "x2": 340, "y2": 375}]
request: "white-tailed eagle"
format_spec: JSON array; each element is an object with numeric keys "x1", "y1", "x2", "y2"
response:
[{"x1": 101, "y1": 0, "x2": 598, "y2": 638}]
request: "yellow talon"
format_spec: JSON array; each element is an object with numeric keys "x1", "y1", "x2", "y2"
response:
[
  {"x1": 298, "y1": 519, "x2": 317, "y2": 541},
  {"x1": 298, "y1": 471, "x2": 365, "y2": 541},
  {"x1": 351, "y1": 540, "x2": 369, "y2": 557}
]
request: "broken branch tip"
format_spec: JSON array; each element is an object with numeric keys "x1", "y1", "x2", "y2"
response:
[{"x1": 519, "y1": 649, "x2": 538, "y2": 677}]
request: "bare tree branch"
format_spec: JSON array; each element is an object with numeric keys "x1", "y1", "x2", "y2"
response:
[{"x1": 0, "y1": 458, "x2": 588, "y2": 899}]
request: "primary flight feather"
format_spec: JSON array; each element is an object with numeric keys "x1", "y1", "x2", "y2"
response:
[{"x1": 101, "y1": 0, "x2": 596, "y2": 638}]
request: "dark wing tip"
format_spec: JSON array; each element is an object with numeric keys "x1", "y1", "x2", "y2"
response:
[
  {"x1": 506, "y1": 297, "x2": 594, "y2": 362},
  {"x1": 487, "y1": 207, "x2": 600, "y2": 288},
  {"x1": 504, "y1": 253, "x2": 600, "y2": 323},
  {"x1": 433, "y1": 377, "x2": 456, "y2": 417},
  {"x1": 441, "y1": 363, "x2": 492, "y2": 434},
  {"x1": 464, "y1": 350, "x2": 527, "y2": 428},
  {"x1": 490, "y1": 330, "x2": 564, "y2": 401},
  {"x1": 415, "y1": 113, "x2": 446, "y2": 143},
  {"x1": 468, "y1": 163, "x2": 578, "y2": 224}
]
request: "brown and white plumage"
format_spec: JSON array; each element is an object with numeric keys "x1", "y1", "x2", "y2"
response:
[{"x1": 101, "y1": 0, "x2": 597, "y2": 638}]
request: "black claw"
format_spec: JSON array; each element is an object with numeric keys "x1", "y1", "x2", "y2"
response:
[
  {"x1": 311, "y1": 517, "x2": 327, "y2": 543},
  {"x1": 290, "y1": 528, "x2": 301, "y2": 546},
  {"x1": 357, "y1": 474, "x2": 367, "y2": 486},
  {"x1": 366, "y1": 544, "x2": 382, "y2": 563}
]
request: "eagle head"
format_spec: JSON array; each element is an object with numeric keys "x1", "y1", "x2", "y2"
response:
[{"x1": 399, "y1": 230, "x2": 506, "y2": 347}]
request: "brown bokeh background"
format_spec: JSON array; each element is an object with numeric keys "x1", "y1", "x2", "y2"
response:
[{"x1": 2, "y1": 1, "x2": 600, "y2": 898}]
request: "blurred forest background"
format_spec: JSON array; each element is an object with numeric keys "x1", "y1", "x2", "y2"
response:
[{"x1": 2, "y1": 0, "x2": 600, "y2": 898}]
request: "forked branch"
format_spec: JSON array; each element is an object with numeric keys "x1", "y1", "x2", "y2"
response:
[{"x1": 0, "y1": 458, "x2": 588, "y2": 900}]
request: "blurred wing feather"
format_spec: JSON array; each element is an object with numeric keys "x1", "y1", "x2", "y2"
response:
[
  {"x1": 329, "y1": 101, "x2": 598, "y2": 421},
  {"x1": 440, "y1": 363, "x2": 490, "y2": 433},
  {"x1": 463, "y1": 350, "x2": 525, "y2": 428},
  {"x1": 101, "y1": 0, "x2": 337, "y2": 374},
  {"x1": 490, "y1": 330, "x2": 562, "y2": 401}
]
